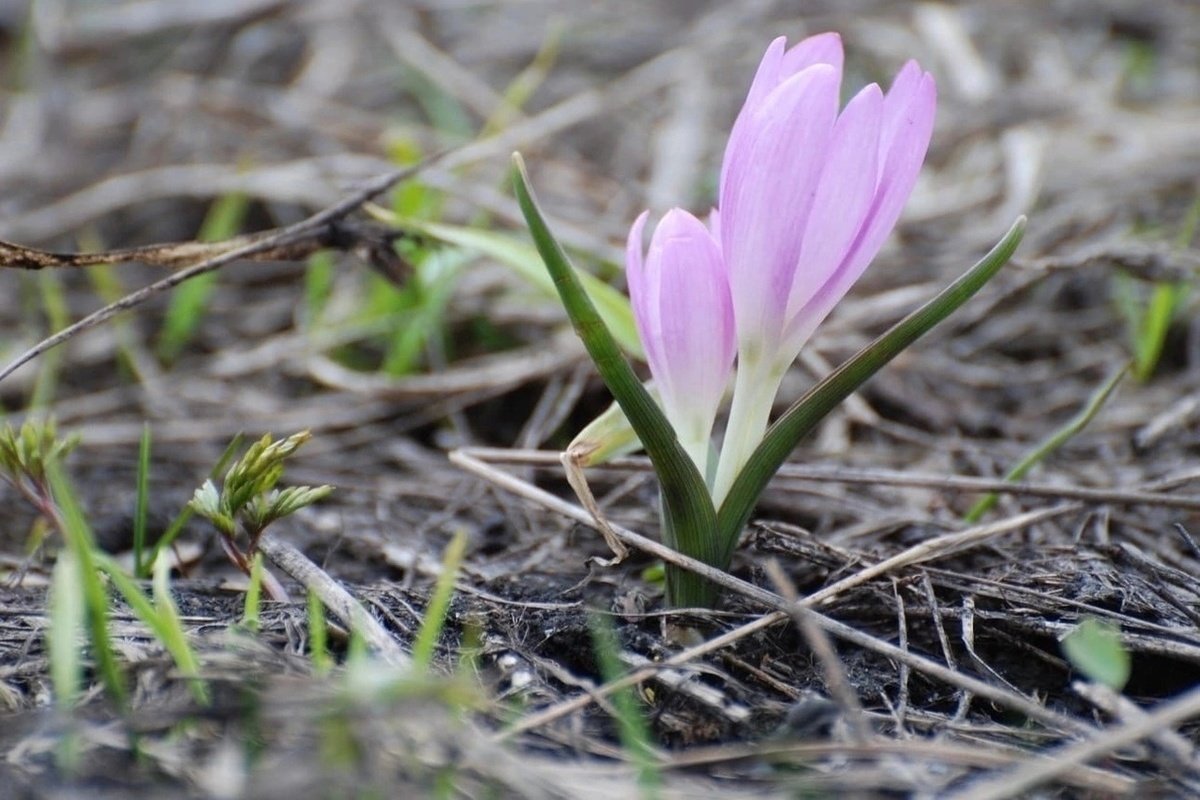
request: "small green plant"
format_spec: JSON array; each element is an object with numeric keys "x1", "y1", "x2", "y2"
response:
[
  {"x1": 0, "y1": 419, "x2": 80, "y2": 525},
  {"x1": 132, "y1": 423, "x2": 152, "y2": 576},
  {"x1": 47, "y1": 548, "x2": 85, "y2": 771},
  {"x1": 97, "y1": 552, "x2": 210, "y2": 705},
  {"x1": 45, "y1": 459, "x2": 127, "y2": 707},
  {"x1": 143, "y1": 432, "x2": 245, "y2": 577},
  {"x1": 964, "y1": 363, "x2": 1127, "y2": 522},
  {"x1": 188, "y1": 431, "x2": 333, "y2": 601},
  {"x1": 589, "y1": 613, "x2": 661, "y2": 797},
  {"x1": 411, "y1": 530, "x2": 467, "y2": 671},
  {"x1": 157, "y1": 192, "x2": 250, "y2": 363},
  {"x1": 1114, "y1": 192, "x2": 1200, "y2": 382},
  {"x1": 307, "y1": 588, "x2": 333, "y2": 676},
  {"x1": 1061, "y1": 617, "x2": 1130, "y2": 691}
]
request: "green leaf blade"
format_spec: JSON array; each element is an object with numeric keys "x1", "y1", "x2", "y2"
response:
[{"x1": 512, "y1": 153, "x2": 718, "y2": 606}]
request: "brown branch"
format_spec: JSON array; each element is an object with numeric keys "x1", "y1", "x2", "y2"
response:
[{"x1": 0, "y1": 156, "x2": 439, "y2": 386}]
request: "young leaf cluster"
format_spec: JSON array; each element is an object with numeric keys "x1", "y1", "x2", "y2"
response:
[
  {"x1": 0, "y1": 419, "x2": 79, "y2": 509},
  {"x1": 190, "y1": 431, "x2": 333, "y2": 546},
  {"x1": 189, "y1": 431, "x2": 332, "y2": 602}
]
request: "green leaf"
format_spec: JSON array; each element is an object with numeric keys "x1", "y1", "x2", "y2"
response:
[
  {"x1": 158, "y1": 192, "x2": 250, "y2": 363},
  {"x1": 716, "y1": 217, "x2": 1027, "y2": 567},
  {"x1": 568, "y1": 382, "x2": 661, "y2": 467},
  {"x1": 47, "y1": 462, "x2": 126, "y2": 707},
  {"x1": 97, "y1": 553, "x2": 209, "y2": 704},
  {"x1": 383, "y1": 213, "x2": 643, "y2": 358},
  {"x1": 964, "y1": 362, "x2": 1127, "y2": 522},
  {"x1": 1061, "y1": 618, "x2": 1130, "y2": 691},
  {"x1": 48, "y1": 550, "x2": 85, "y2": 710},
  {"x1": 411, "y1": 529, "x2": 467, "y2": 670},
  {"x1": 243, "y1": 551, "x2": 264, "y2": 632},
  {"x1": 513, "y1": 153, "x2": 718, "y2": 607},
  {"x1": 133, "y1": 423, "x2": 151, "y2": 577}
]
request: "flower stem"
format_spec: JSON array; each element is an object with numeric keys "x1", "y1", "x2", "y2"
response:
[{"x1": 712, "y1": 354, "x2": 786, "y2": 510}]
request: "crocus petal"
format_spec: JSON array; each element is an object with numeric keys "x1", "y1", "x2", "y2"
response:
[
  {"x1": 626, "y1": 209, "x2": 734, "y2": 445},
  {"x1": 787, "y1": 65, "x2": 937, "y2": 349},
  {"x1": 626, "y1": 210, "x2": 666, "y2": 380},
  {"x1": 778, "y1": 32, "x2": 844, "y2": 83},
  {"x1": 783, "y1": 82, "x2": 883, "y2": 339},
  {"x1": 720, "y1": 64, "x2": 841, "y2": 352}
]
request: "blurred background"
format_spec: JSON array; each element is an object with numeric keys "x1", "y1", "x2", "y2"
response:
[{"x1": 0, "y1": 2, "x2": 1200, "y2": 796}]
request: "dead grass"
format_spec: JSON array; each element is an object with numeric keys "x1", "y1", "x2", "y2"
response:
[{"x1": 1, "y1": 0, "x2": 1200, "y2": 797}]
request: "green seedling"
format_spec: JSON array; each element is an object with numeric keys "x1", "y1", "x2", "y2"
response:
[
  {"x1": 0, "y1": 421, "x2": 124, "y2": 706},
  {"x1": 372, "y1": 210, "x2": 642, "y2": 358},
  {"x1": 1115, "y1": 192, "x2": 1200, "y2": 382},
  {"x1": 964, "y1": 363, "x2": 1128, "y2": 522},
  {"x1": 303, "y1": 250, "x2": 336, "y2": 327},
  {"x1": 307, "y1": 588, "x2": 333, "y2": 676},
  {"x1": 243, "y1": 551, "x2": 265, "y2": 632},
  {"x1": 132, "y1": 423, "x2": 151, "y2": 576},
  {"x1": 589, "y1": 613, "x2": 661, "y2": 798},
  {"x1": 98, "y1": 552, "x2": 210, "y2": 705},
  {"x1": 144, "y1": 432, "x2": 245, "y2": 576},
  {"x1": 157, "y1": 192, "x2": 250, "y2": 363},
  {"x1": 189, "y1": 431, "x2": 333, "y2": 601},
  {"x1": 480, "y1": 22, "x2": 561, "y2": 135},
  {"x1": 1062, "y1": 617, "x2": 1130, "y2": 692},
  {"x1": 48, "y1": 548, "x2": 84, "y2": 771},
  {"x1": 411, "y1": 529, "x2": 467, "y2": 671},
  {"x1": 45, "y1": 460, "x2": 127, "y2": 707}
]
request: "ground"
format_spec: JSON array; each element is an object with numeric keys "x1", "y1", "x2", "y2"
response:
[{"x1": 1, "y1": 1, "x2": 1199, "y2": 797}]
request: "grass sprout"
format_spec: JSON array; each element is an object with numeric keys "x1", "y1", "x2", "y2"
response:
[
  {"x1": 157, "y1": 192, "x2": 250, "y2": 363},
  {"x1": 411, "y1": 529, "x2": 467, "y2": 671},
  {"x1": 965, "y1": 363, "x2": 1127, "y2": 522},
  {"x1": 307, "y1": 588, "x2": 333, "y2": 676},
  {"x1": 589, "y1": 613, "x2": 661, "y2": 798},
  {"x1": 133, "y1": 423, "x2": 152, "y2": 576},
  {"x1": 243, "y1": 551, "x2": 265, "y2": 632},
  {"x1": 98, "y1": 552, "x2": 210, "y2": 705}
]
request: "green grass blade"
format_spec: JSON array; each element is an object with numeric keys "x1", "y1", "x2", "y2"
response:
[
  {"x1": 48, "y1": 549, "x2": 85, "y2": 710},
  {"x1": 48, "y1": 548, "x2": 84, "y2": 772},
  {"x1": 716, "y1": 217, "x2": 1027, "y2": 565},
  {"x1": 145, "y1": 432, "x2": 244, "y2": 572},
  {"x1": 307, "y1": 588, "x2": 332, "y2": 676},
  {"x1": 133, "y1": 423, "x2": 151, "y2": 577},
  {"x1": 47, "y1": 463, "x2": 126, "y2": 707},
  {"x1": 513, "y1": 154, "x2": 718, "y2": 606},
  {"x1": 1132, "y1": 281, "x2": 1185, "y2": 381},
  {"x1": 588, "y1": 613, "x2": 661, "y2": 798},
  {"x1": 964, "y1": 362, "x2": 1127, "y2": 522},
  {"x1": 157, "y1": 192, "x2": 250, "y2": 363},
  {"x1": 303, "y1": 250, "x2": 336, "y2": 327},
  {"x1": 243, "y1": 551, "x2": 264, "y2": 632},
  {"x1": 97, "y1": 553, "x2": 209, "y2": 705},
  {"x1": 380, "y1": 248, "x2": 467, "y2": 376},
  {"x1": 411, "y1": 529, "x2": 467, "y2": 670}
]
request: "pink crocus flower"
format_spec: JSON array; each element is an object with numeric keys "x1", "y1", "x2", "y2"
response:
[
  {"x1": 712, "y1": 33, "x2": 937, "y2": 503},
  {"x1": 626, "y1": 208, "x2": 735, "y2": 476}
]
